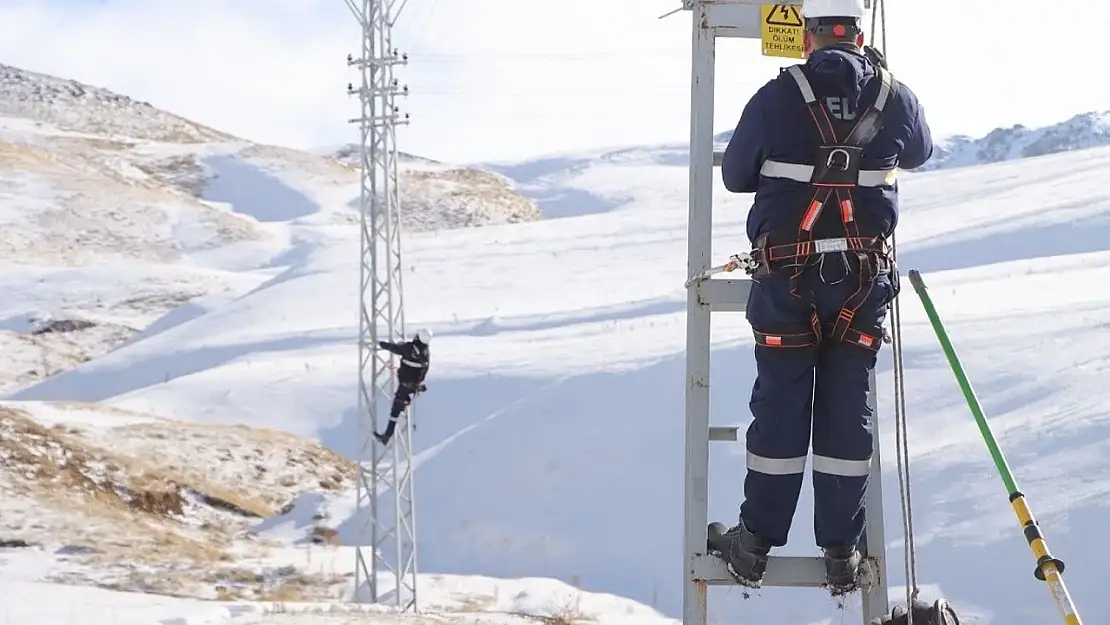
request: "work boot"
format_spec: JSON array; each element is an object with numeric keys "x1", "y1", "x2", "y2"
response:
[
  {"x1": 822, "y1": 545, "x2": 862, "y2": 594},
  {"x1": 374, "y1": 432, "x2": 389, "y2": 446},
  {"x1": 706, "y1": 520, "x2": 772, "y2": 587},
  {"x1": 870, "y1": 598, "x2": 961, "y2": 624}
]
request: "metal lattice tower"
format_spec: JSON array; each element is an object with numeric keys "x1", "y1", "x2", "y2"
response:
[
  {"x1": 344, "y1": 0, "x2": 416, "y2": 611},
  {"x1": 680, "y1": 1, "x2": 887, "y2": 624}
]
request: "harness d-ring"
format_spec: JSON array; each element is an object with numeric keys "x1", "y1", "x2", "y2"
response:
[{"x1": 827, "y1": 148, "x2": 851, "y2": 171}]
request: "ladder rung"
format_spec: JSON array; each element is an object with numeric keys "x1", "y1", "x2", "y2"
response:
[
  {"x1": 696, "y1": 279, "x2": 752, "y2": 312},
  {"x1": 708, "y1": 426, "x2": 738, "y2": 441},
  {"x1": 712, "y1": 150, "x2": 724, "y2": 166},
  {"x1": 692, "y1": 554, "x2": 827, "y2": 588}
]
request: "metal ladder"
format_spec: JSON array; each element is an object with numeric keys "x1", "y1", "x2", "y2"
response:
[{"x1": 680, "y1": 2, "x2": 888, "y2": 623}]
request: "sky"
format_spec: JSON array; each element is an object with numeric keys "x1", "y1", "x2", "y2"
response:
[{"x1": 0, "y1": 0, "x2": 1108, "y2": 164}]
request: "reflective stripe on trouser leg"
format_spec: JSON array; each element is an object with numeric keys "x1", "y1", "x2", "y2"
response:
[
  {"x1": 740, "y1": 345, "x2": 818, "y2": 547},
  {"x1": 812, "y1": 455, "x2": 871, "y2": 476},
  {"x1": 811, "y1": 341, "x2": 877, "y2": 549},
  {"x1": 747, "y1": 451, "x2": 807, "y2": 475}
]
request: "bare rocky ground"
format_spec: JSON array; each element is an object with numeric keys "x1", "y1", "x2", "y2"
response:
[{"x1": 0, "y1": 402, "x2": 357, "y2": 601}]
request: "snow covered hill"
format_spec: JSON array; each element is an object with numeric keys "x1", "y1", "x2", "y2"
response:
[
  {"x1": 710, "y1": 111, "x2": 1110, "y2": 173},
  {"x1": 5, "y1": 112, "x2": 1110, "y2": 625},
  {"x1": 494, "y1": 111, "x2": 1110, "y2": 218},
  {"x1": 0, "y1": 62, "x2": 540, "y2": 396},
  {"x1": 0, "y1": 63, "x2": 231, "y2": 143},
  {"x1": 325, "y1": 143, "x2": 542, "y2": 228},
  {"x1": 0, "y1": 401, "x2": 670, "y2": 625},
  {"x1": 919, "y1": 110, "x2": 1110, "y2": 171},
  {"x1": 0, "y1": 61, "x2": 540, "y2": 239}
]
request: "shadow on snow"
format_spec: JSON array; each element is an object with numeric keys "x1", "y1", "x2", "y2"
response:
[{"x1": 319, "y1": 339, "x2": 1109, "y2": 625}]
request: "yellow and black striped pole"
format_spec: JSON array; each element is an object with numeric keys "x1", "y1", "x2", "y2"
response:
[{"x1": 909, "y1": 270, "x2": 1082, "y2": 625}]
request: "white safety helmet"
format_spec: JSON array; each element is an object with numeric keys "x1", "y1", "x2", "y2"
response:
[
  {"x1": 414, "y1": 328, "x2": 433, "y2": 345},
  {"x1": 802, "y1": 0, "x2": 866, "y2": 19}
]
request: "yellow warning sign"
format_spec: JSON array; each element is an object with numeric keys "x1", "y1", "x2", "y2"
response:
[{"x1": 760, "y1": 4, "x2": 805, "y2": 59}]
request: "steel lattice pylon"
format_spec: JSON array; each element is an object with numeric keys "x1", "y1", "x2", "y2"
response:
[{"x1": 344, "y1": 0, "x2": 416, "y2": 611}]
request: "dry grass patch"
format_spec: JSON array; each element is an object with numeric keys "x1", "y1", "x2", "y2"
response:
[
  {"x1": 0, "y1": 407, "x2": 229, "y2": 562},
  {"x1": 0, "y1": 404, "x2": 355, "y2": 565},
  {"x1": 0, "y1": 140, "x2": 55, "y2": 169},
  {"x1": 0, "y1": 401, "x2": 360, "y2": 600}
]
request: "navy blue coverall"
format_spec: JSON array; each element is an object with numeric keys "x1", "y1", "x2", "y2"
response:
[
  {"x1": 720, "y1": 44, "x2": 933, "y2": 550},
  {"x1": 376, "y1": 339, "x2": 429, "y2": 444}
]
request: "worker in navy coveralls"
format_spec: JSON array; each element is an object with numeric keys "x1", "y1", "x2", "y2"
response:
[
  {"x1": 374, "y1": 328, "x2": 433, "y2": 446},
  {"x1": 705, "y1": 0, "x2": 934, "y2": 594}
]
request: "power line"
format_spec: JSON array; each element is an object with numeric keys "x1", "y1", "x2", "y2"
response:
[
  {"x1": 406, "y1": 51, "x2": 689, "y2": 62},
  {"x1": 408, "y1": 86, "x2": 685, "y2": 96},
  {"x1": 394, "y1": 0, "x2": 441, "y2": 53}
]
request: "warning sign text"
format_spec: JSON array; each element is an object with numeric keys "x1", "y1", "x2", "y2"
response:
[{"x1": 760, "y1": 3, "x2": 805, "y2": 59}]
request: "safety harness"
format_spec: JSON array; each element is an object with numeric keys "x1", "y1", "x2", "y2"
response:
[{"x1": 750, "y1": 62, "x2": 900, "y2": 353}]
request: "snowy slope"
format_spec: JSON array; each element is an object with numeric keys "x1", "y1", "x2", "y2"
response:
[
  {"x1": 0, "y1": 400, "x2": 679, "y2": 624},
  {"x1": 0, "y1": 61, "x2": 541, "y2": 239},
  {"x1": 325, "y1": 143, "x2": 543, "y2": 227},
  {"x1": 7, "y1": 127, "x2": 1110, "y2": 625},
  {"x1": 711, "y1": 111, "x2": 1110, "y2": 173},
  {"x1": 0, "y1": 62, "x2": 540, "y2": 396},
  {"x1": 0, "y1": 62, "x2": 231, "y2": 143},
  {"x1": 0, "y1": 545, "x2": 677, "y2": 625},
  {"x1": 920, "y1": 111, "x2": 1110, "y2": 171},
  {"x1": 497, "y1": 112, "x2": 1110, "y2": 218}
]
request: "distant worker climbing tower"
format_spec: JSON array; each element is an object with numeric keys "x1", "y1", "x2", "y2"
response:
[
  {"x1": 708, "y1": 0, "x2": 933, "y2": 595},
  {"x1": 375, "y1": 329, "x2": 433, "y2": 446}
]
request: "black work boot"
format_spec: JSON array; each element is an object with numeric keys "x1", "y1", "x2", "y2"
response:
[
  {"x1": 707, "y1": 520, "x2": 773, "y2": 587},
  {"x1": 822, "y1": 545, "x2": 862, "y2": 594}
]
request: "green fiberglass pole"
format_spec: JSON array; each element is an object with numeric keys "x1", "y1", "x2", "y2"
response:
[{"x1": 907, "y1": 269, "x2": 1082, "y2": 625}]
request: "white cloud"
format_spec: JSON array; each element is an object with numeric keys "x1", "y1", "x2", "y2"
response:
[{"x1": 1, "y1": 0, "x2": 1107, "y2": 163}]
